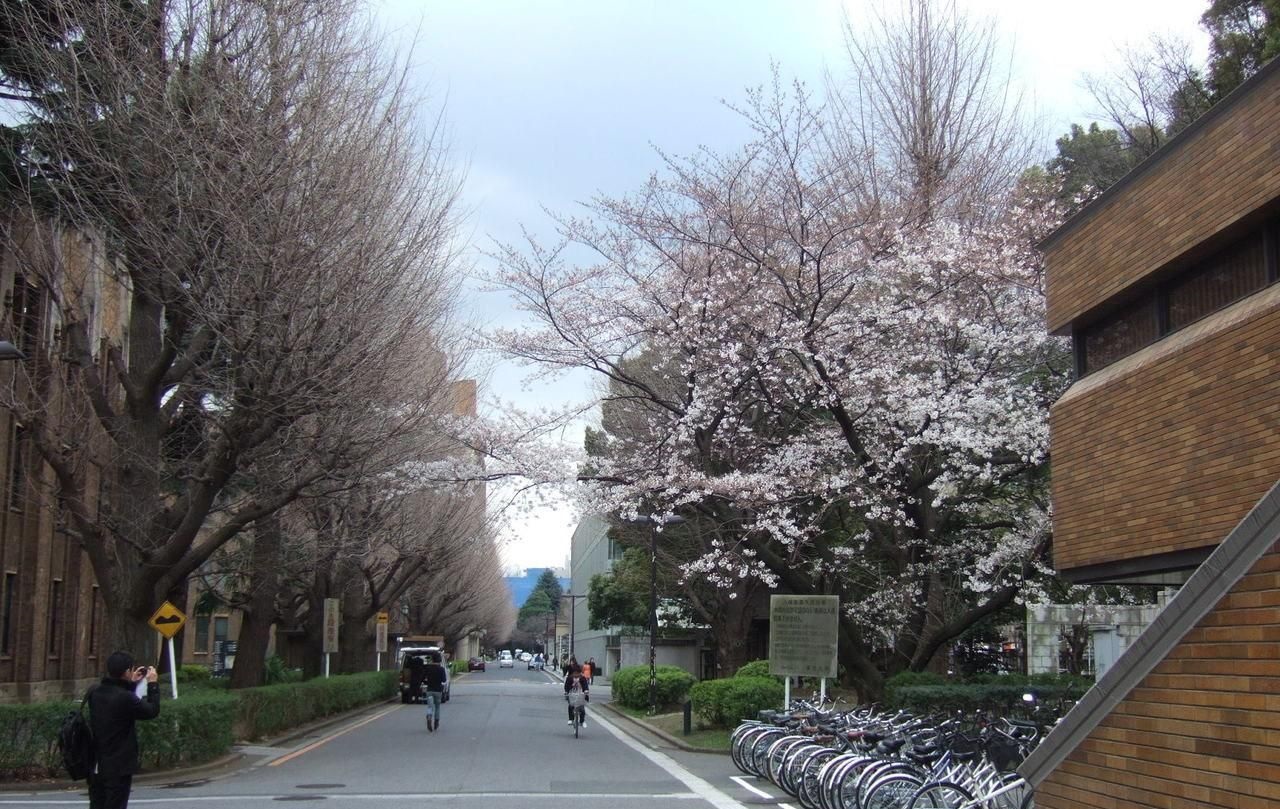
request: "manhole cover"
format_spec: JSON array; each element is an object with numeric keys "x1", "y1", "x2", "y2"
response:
[{"x1": 296, "y1": 784, "x2": 345, "y2": 789}]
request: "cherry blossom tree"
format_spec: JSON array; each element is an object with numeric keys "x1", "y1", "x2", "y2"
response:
[{"x1": 487, "y1": 3, "x2": 1070, "y2": 699}]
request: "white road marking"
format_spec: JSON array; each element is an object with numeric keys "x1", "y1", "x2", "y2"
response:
[
  {"x1": 593, "y1": 710, "x2": 749, "y2": 809},
  {"x1": 731, "y1": 775, "x2": 777, "y2": 800}
]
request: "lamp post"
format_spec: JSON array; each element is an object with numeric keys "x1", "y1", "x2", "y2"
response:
[
  {"x1": 559, "y1": 593, "x2": 587, "y2": 663},
  {"x1": 0, "y1": 341, "x2": 25, "y2": 362},
  {"x1": 628, "y1": 514, "x2": 685, "y2": 716}
]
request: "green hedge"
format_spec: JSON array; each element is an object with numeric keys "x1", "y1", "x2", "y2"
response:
[
  {"x1": 0, "y1": 670, "x2": 398, "y2": 780},
  {"x1": 885, "y1": 672, "x2": 1091, "y2": 715},
  {"x1": 690, "y1": 676, "x2": 784, "y2": 728},
  {"x1": 0, "y1": 693, "x2": 236, "y2": 781},
  {"x1": 611, "y1": 665, "x2": 696, "y2": 710},
  {"x1": 232, "y1": 670, "x2": 397, "y2": 740},
  {"x1": 449, "y1": 660, "x2": 468, "y2": 675},
  {"x1": 734, "y1": 660, "x2": 782, "y2": 680}
]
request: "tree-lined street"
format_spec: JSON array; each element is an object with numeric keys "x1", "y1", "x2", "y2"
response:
[{"x1": 1, "y1": 670, "x2": 775, "y2": 809}]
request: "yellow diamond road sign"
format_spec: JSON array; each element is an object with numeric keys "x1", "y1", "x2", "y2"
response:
[
  {"x1": 148, "y1": 601, "x2": 187, "y2": 639},
  {"x1": 376, "y1": 611, "x2": 390, "y2": 624}
]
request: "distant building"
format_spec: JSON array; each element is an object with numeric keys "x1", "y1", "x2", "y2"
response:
[{"x1": 504, "y1": 567, "x2": 569, "y2": 609}]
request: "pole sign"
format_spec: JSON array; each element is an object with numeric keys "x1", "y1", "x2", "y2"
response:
[
  {"x1": 147, "y1": 601, "x2": 187, "y2": 639},
  {"x1": 768, "y1": 595, "x2": 839, "y2": 678},
  {"x1": 323, "y1": 598, "x2": 340, "y2": 654},
  {"x1": 375, "y1": 621, "x2": 388, "y2": 654}
]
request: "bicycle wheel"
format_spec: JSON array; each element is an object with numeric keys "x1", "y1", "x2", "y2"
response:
[
  {"x1": 798, "y1": 748, "x2": 841, "y2": 809},
  {"x1": 907, "y1": 781, "x2": 975, "y2": 809},
  {"x1": 779, "y1": 742, "x2": 821, "y2": 796},
  {"x1": 733, "y1": 726, "x2": 774, "y2": 775},
  {"x1": 749, "y1": 729, "x2": 787, "y2": 778},
  {"x1": 862, "y1": 773, "x2": 925, "y2": 809},
  {"x1": 766, "y1": 736, "x2": 809, "y2": 787},
  {"x1": 731, "y1": 725, "x2": 766, "y2": 774},
  {"x1": 852, "y1": 761, "x2": 922, "y2": 809}
]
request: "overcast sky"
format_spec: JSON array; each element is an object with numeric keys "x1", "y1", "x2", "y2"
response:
[{"x1": 370, "y1": 0, "x2": 1211, "y2": 574}]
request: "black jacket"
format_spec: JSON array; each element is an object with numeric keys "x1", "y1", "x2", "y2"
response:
[
  {"x1": 88, "y1": 677, "x2": 161, "y2": 776},
  {"x1": 563, "y1": 673, "x2": 589, "y2": 696},
  {"x1": 423, "y1": 662, "x2": 447, "y2": 691}
]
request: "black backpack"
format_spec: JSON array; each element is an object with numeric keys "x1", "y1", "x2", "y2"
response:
[{"x1": 57, "y1": 690, "x2": 94, "y2": 781}]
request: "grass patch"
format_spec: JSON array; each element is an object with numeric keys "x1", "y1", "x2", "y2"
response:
[{"x1": 603, "y1": 704, "x2": 731, "y2": 752}]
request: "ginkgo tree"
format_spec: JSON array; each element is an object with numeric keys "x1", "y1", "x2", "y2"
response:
[{"x1": 487, "y1": 1, "x2": 1072, "y2": 699}]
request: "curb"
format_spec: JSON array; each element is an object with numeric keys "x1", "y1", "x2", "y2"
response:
[{"x1": 599, "y1": 702, "x2": 729, "y2": 755}]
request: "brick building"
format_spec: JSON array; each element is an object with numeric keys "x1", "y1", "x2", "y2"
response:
[{"x1": 1021, "y1": 56, "x2": 1280, "y2": 806}]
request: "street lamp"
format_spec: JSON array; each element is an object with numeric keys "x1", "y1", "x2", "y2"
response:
[
  {"x1": 0, "y1": 341, "x2": 25, "y2": 362},
  {"x1": 559, "y1": 592, "x2": 587, "y2": 663},
  {"x1": 627, "y1": 513, "x2": 685, "y2": 715}
]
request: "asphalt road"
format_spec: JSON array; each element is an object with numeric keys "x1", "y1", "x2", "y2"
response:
[{"x1": 0, "y1": 666, "x2": 791, "y2": 809}]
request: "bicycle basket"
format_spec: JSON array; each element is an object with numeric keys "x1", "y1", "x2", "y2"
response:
[{"x1": 568, "y1": 689, "x2": 587, "y2": 707}]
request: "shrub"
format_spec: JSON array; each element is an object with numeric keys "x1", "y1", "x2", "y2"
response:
[
  {"x1": 264, "y1": 655, "x2": 303, "y2": 685},
  {"x1": 449, "y1": 660, "x2": 468, "y2": 675},
  {"x1": 233, "y1": 670, "x2": 397, "y2": 740},
  {"x1": 887, "y1": 673, "x2": 1091, "y2": 715},
  {"x1": 690, "y1": 676, "x2": 783, "y2": 728},
  {"x1": 734, "y1": 660, "x2": 781, "y2": 680},
  {"x1": 611, "y1": 665, "x2": 696, "y2": 711},
  {"x1": 177, "y1": 664, "x2": 212, "y2": 684},
  {"x1": 0, "y1": 693, "x2": 237, "y2": 780}
]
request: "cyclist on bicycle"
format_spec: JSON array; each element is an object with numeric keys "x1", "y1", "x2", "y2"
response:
[{"x1": 563, "y1": 663, "x2": 589, "y2": 727}]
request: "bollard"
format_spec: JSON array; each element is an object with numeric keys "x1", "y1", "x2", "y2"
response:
[{"x1": 683, "y1": 699, "x2": 692, "y2": 735}]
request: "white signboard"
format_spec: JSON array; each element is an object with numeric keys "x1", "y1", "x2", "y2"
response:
[
  {"x1": 768, "y1": 595, "x2": 839, "y2": 678},
  {"x1": 375, "y1": 620, "x2": 388, "y2": 654},
  {"x1": 323, "y1": 598, "x2": 341, "y2": 654}
]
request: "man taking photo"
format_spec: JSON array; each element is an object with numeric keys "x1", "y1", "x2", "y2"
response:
[{"x1": 88, "y1": 651, "x2": 161, "y2": 809}]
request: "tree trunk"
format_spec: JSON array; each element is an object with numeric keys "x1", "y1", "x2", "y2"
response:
[{"x1": 231, "y1": 522, "x2": 283, "y2": 689}]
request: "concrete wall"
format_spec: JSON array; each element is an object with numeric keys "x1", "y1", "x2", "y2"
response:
[{"x1": 1026, "y1": 596, "x2": 1171, "y2": 676}]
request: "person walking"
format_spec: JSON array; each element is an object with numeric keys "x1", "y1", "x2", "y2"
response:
[
  {"x1": 422, "y1": 652, "x2": 448, "y2": 732},
  {"x1": 587, "y1": 657, "x2": 598, "y2": 684},
  {"x1": 582, "y1": 659, "x2": 593, "y2": 683},
  {"x1": 563, "y1": 663, "x2": 590, "y2": 728},
  {"x1": 87, "y1": 651, "x2": 160, "y2": 809}
]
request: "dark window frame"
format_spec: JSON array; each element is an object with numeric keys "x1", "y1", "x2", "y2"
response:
[
  {"x1": 1, "y1": 572, "x2": 15, "y2": 657},
  {"x1": 48, "y1": 578, "x2": 62, "y2": 657},
  {"x1": 1075, "y1": 221, "x2": 1279, "y2": 377}
]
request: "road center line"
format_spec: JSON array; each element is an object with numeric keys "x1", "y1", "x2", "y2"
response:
[
  {"x1": 594, "y1": 709, "x2": 749, "y2": 809},
  {"x1": 266, "y1": 704, "x2": 400, "y2": 767}
]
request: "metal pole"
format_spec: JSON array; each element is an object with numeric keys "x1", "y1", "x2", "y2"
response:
[
  {"x1": 649, "y1": 521, "x2": 658, "y2": 716},
  {"x1": 569, "y1": 595, "x2": 576, "y2": 660},
  {"x1": 166, "y1": 637, "x2": 179, "y2": 700}
]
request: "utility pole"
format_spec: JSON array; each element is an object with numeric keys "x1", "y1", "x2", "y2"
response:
[
  {"x1": 560, "y1": 593, "x2": 587, "y2": 662},
  {"x1": 627, "y1": 514, "x2": 685, "y2": 715}
]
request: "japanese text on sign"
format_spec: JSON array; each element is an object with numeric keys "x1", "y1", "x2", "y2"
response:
[{"x1": 768, "y1": 595, "x2": 839, "y2": 678}]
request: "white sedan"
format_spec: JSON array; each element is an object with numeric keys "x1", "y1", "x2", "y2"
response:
[{"x1": 499, "y1": 654, "x2": 514, "y2": 668}]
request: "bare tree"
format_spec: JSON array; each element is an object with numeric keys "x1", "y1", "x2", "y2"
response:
[
  {"x1": 1082, "y1": 34, "x2": 1214, "y2": 159},
  {"x1": 0, "y1": 0, "x2": 464, "y2": 657},
  {"x1": 831, "y1": 0, "x2": 1034, "y2": 223}
]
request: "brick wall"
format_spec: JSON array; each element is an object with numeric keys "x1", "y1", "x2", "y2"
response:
[
  {"x1": 1050, "y1": 284, "x2": 1280, "y2": 574},
  {"x1": 1034, "y1": 542, "x2": 1280, "y2": 809},
  {"x1": 1045, "y1": 68, "x2": 1280, "y2": 334}
]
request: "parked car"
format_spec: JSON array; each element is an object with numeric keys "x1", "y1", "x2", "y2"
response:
[
  {"x1": 528, "y1": 654, "x2": 544, "y2": 671},
  {"x1": 519, "y1": 652, "x2": 533, "y2": 662},
  {"x1": 398, "y1": 648, "x2": 451, "y2": 704},
  {"x1": 467, "y1": 656, "x2": 486, "y2": 672},
  {"x1": 498, "y1": 651, "x2": 514, "y2": 668}
]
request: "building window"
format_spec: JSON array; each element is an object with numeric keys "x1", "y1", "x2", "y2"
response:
[
  {"x1": 1077, "y1": 220, "x2": 1280, "y2": 376},
  {"x1": 194, "y1": 614, "x2": 210, "y2": 654},
  {"x1": 88, "y1": 586, "x2": 99, "y2": 656},
  {"x1": 48, "y1": 579, "x2": 62, "y2": 656},
  {"x1": 1082, "y1": 298, "x2": 1159, "y2": 375},
  {"x1": 1168, "y1": 234, "x2": 1268, "y2": 330},
  {"x1": 1, "y1": 572, "x2": 15, "y2": 656},
  {"x1": 7, "y1": 423, "x2": 26, "y2": 512},
  {"x1": 10, "y1": 273, "x2": 43, "y2": 355},
  {"x1": 214, "y1": 616, "x2": 229, "y2": 644},
  {"x1": 608, "y1": 536, "x2": 624, "y2": 561}
]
